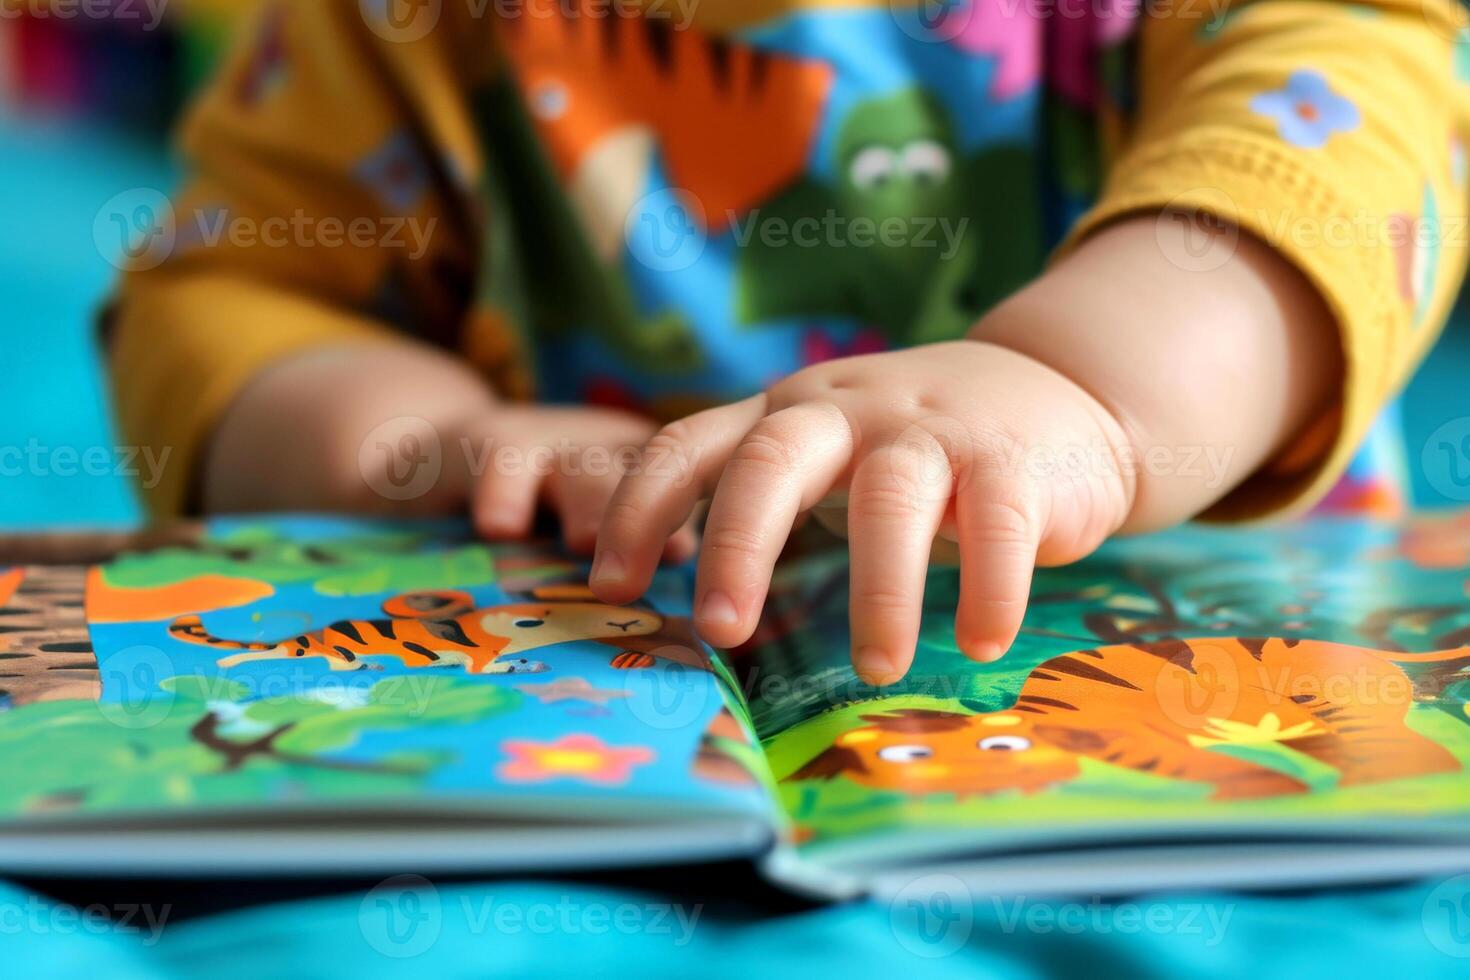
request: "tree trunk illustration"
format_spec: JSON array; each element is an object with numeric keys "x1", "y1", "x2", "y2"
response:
[{"x1": 0, "y1": 565, "x2": 98, "y2": 706}]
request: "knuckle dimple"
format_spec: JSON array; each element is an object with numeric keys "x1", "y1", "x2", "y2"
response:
[
  {"x1": 853, "y1": 586, "x2": 917, "y2": 614},
  {"x1": 962, "y1": 593, "x2": 1029, "y2": 615},
  {"x1": 850, "y1": 481, "x2": 922, "y2": 520},
  {"x1": 731, "y1": 429, "x2": 795, "y2": 473},
  {"x1": 651, "y1": 419, "x2": 694, "y2": 447},
  {"x1": 965, "y1": 498, "x2": 1034, "y2": 543},
  {"x1": 703, "y1": 523, "x2": 767, "y2": 560}
]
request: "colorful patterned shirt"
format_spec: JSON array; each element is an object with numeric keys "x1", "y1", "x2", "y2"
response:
[{"x1": 108, "y1": 0, "x2": 1470, "y2": 518}]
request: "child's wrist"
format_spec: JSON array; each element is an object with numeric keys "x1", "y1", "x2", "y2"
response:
[{"x1": 966, "y1": 213, "x2": 1339, "y2": 530}]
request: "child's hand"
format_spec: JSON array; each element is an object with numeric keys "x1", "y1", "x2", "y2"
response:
[
  {"x1": 464, "y1": 405, "x2": 697, "y2": 558},
  {"x1": 589, "y1": 340, "x2": 1134, "y2": 684},
  {"x1": 205, "y1": 342, "x2": 693, "y2": 557},
  {"x1": 591, "y1": 216, "x2": 1341, "y2": 685}
]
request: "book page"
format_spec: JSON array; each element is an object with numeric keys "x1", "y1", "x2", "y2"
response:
[
  {"x1": 0, "y1": 517, "x2": 779, "y2": 839},
  {"x1": 739, "y1": 512, "x2": 1470, "y2": 871}
]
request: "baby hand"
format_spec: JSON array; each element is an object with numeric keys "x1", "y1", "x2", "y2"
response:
[
  {"x1": 466, "y1": 405, "x2": 697, "y2": 559},
  {"x1": 589, "y1": 340, "x2": 1137, "y2": 685}
]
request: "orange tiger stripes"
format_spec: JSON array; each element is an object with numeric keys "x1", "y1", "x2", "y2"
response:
[
  {"x1": 789, "y1": 637, "x2": 1468, "y2": 801},
  {"x1": 167, "y1": 590, "x2": 663, "y2": 675}
]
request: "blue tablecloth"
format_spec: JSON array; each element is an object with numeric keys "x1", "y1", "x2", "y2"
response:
[{"x1": 10, "y1": 878, "x2": 1470, "y2": 978}]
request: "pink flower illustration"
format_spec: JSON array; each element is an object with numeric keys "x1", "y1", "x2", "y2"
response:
[{"x1": 499, "y1": 734, "x2": 655, "y2": 786}]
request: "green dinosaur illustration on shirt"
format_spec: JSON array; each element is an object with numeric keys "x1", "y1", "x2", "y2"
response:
[{"x1": 734, "y1": 88, "x2": 1044, "y2": 344}]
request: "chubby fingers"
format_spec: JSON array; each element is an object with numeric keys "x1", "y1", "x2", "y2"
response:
[
  {"x1": 845, "y1": 435, "x2": 953, "y2": 686},
  {"x1": 692, "y1": 404, "x2": 855, "y2": 647},
  {"x1": 471, "y1": 434, "x2": 543, "y2": 540},
  {"x1": 953, "y1": 468, "x2": 1044, "y2": 665},
  {"x1": 548, "y1": 469, "x2": 625, "y2": 555},
  {"x1": 592, "y1": 396, "x2": 767, "y2": 603}
]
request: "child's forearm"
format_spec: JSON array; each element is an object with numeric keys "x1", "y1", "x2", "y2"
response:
[
  {"x1": 203, "y1": 342, "x2": 497, "y2": 514},
  {"x1": 971, "y1": 214, "x2": 1342, "y2": 532},
  {"x1": 202, "y1": 342, "x2": 681, "y2": 554}
]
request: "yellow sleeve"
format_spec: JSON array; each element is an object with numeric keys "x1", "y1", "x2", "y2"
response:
[
  {"x1": 1059, "y1": 0, "x2": 1470, "y2": 520},
  {"x1": 106, "y1": 0, "x2": 497, "y2": 516}
]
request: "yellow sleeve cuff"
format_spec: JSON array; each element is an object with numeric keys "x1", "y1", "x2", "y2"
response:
[{"x1": 1055, "y1": 132, "x2": 1411, "y2": 522}]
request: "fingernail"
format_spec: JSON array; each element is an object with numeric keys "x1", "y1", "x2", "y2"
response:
[
  {"x1": 855, "y1": 646, "x2": 903, "y2": 686},
  {"x1": 476, "y1": 510, "x2": 519, "y2": 536},
  {"x1": 696, "y1": 590, "x2": 740, "y2": 628},
  {"x1": 969, "y1": 642, "x2": 1004, "y2": 663},
  {"x1": 591, "y1": 551, "x2": 626, "y2": 584}
]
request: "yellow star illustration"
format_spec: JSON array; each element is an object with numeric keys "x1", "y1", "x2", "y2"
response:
[{"x1": 1187, "y1": 712, "x2": 1324, "y2": 749}]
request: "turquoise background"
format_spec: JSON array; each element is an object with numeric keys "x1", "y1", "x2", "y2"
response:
[{"x1": 5, "y1": 110, "x2": 1470, "y2": 975}]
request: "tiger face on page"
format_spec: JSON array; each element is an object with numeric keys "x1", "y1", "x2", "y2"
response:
[
  {"x1": 788, "y1": 637, "x2": 1468, "y2": 801},
  {"x1": 168, "y1": 589, "x2": 662, "y2": 675}
]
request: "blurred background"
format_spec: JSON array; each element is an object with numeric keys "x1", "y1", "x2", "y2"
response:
[
  {"x1": 1, "y1": 0, "x2": 1469, "y2": 530},
  {"x1": 2, "y1": 0, "x2": 247, "y2": 528}
]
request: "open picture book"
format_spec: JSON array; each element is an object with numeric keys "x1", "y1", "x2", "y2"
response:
[{"x1": 1, "y1": 511, "x2": 1469, "y2": 899}]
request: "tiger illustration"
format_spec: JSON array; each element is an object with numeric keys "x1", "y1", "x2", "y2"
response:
[
  {"x1": 788, "y1": 637, "x2": 1468, "y2": 801},
  {"x1": 168, "y1": 589, "x2": 662, "y2": 675}
]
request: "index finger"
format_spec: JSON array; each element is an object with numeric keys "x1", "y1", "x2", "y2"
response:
[{"x1": 591, "y1": 396, "x2": 766, "y2": 603}]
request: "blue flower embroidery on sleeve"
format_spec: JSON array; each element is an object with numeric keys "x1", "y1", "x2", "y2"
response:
[{"x1": 1250, "y1": 70, "x2": 1361, "y2": 149}]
